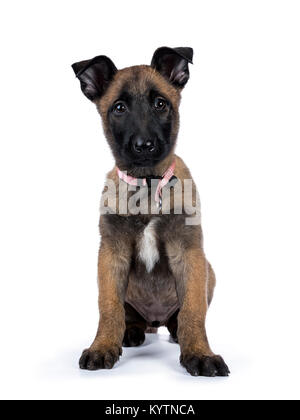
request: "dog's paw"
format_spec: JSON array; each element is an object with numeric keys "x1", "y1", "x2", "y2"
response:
[
  {"x1": 180, "y1": 354, "x2": 230, "y2": 377},
  {"x1": 79, "y1": 347, "x2": 121, "y2": 371},
  {"x1": 123, "y1": 327, "x2": 145, "y2": 347},
  {"x1": 169, "y1": 331, "x2": 178, "y2": 343}
]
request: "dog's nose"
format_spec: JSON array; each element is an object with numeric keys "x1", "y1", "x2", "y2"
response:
[{"x1": 133, "y1": 137, "x2": 156, "y2": 154}]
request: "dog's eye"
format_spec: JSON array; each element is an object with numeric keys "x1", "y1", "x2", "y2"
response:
[
  {"x1": 113, "y1": 102, "x2": 127, "y2": 114},
  {"x1": 154, "y1": 97, "x2": 167, "y2": 111}
]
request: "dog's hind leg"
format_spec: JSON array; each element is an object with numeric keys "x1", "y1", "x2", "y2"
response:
[
  {"x1": 123, "y1": 302, "x2": 147, "y2": 347},
  {"x1": 207, "y1": 262, "x2": 216, "y2": 307},
  {"x1": 166, "y1": 310, "x2": 179, "y2": 343}
]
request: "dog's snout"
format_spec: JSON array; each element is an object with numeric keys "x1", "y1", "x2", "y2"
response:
[{"x1": 132, "y1": 137, "x2": 156, "y2": 154}]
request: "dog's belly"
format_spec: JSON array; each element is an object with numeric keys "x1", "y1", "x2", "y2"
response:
[
  {"x1": 126, "y1": 252, "x2": 179, "y2": 326},
  {"x1": 125, "y1": 269, "x2": 179, "y2": 325},
  {"x1": 125, "y1": 224, "x2": 179, "y2": 325}
]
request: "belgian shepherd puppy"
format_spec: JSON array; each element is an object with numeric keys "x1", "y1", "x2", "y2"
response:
[{"x1": 72, "y1": 47, "x2": 229, "y2": 377}]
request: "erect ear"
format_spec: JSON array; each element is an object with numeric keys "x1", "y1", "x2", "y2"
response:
[
  {"x1": 71, "y1": 55, "x2": 117, "y2": 101},
  {"x1": 151, "y1": 47, "x2": 193, "y2": 88}
]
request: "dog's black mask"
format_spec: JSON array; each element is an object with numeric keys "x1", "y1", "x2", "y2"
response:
[
  {"x1": 72, "y1": 47, "x2": 193, "y2": 170},
  {"x1": 107, "y1": 88, "x2": 174, "y2": 168}
]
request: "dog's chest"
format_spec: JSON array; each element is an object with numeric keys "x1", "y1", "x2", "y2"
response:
[
  {"x1": 137, "y1": 219, "x2": 160, "y2": 273},
  {"x1": 126, "y1": 218, "x2": 179, "y2": 325}
]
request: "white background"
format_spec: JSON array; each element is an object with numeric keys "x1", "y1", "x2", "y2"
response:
[{"x1": 0, "y1": 0, "x2": 300, "y2": 400}]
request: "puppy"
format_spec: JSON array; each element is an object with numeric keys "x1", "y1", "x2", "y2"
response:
[{"x1": 72, "y1": 47, "x2": 229, "y2": 377}]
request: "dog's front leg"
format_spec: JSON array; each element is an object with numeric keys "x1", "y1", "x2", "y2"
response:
[
  {"x1": 79, "y1": 242, "x2": 130, "y2": 370},
  {"x1": 170, "y1": 247, "x2": 229, "y2": 377}
]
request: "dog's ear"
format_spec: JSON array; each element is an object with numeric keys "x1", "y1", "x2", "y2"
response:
[
  {"x1": 71, "y1": 55, "x2": 117, "y2": 101},
  {"x1": 151, "y1": 47, "x2": 193, "y2": 88}
]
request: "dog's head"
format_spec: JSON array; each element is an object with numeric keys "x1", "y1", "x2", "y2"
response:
[{"x1": 72, "y1": 47, "x2": 193, "y2": 172}]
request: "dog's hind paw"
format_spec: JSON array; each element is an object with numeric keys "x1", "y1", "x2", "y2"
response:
[
  {"x1": 79, "y1": 346, "x2": 121, "y2": 371},
  {"x1": 180, "y1": 354, "x2": 230, "y2": 377},
  {"x1": 123, "y1": 327, "x2": 145, "y2": 347}
]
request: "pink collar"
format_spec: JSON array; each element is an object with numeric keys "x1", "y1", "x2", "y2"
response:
[{"x1": 117, "y1": 160, "x2": 176, "y2": 204}]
